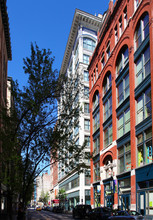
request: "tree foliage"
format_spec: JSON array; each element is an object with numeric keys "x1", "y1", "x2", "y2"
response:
[{"x1": 0, "y1": 42, "x2": 88, "y2": 211}]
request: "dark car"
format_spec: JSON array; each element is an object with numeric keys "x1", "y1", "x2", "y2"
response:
[
  {"x1": 73, "y1": 204, "x2": 92, "y2": 219},
  {"x1": 89, "y1": 207, "x2": 112, "y2": 220},
  {"x1": 108, "y1": 210, "x2": 144, "y2": 220}
]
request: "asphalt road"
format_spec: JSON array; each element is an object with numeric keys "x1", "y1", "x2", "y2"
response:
[{"x1": 27, "y1": 209, "x2": 74, "y2": 220}]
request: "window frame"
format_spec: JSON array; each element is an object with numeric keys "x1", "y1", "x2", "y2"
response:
[{"x1": 118, "y1": 142, "x2": 131, "y2": 174}]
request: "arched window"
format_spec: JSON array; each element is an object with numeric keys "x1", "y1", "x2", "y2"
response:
[
  {"x1": 92, "y1": 90, "x2": 99, "y2": 111},
  {"x1": 83, "y1": 37, "x2": 96, "y2": 52},
  {"x1": 116, "y1": 45, "x2": 129, "y2": 75},
  {"x1": 135, "y1": 12, "x2": 149, "y2": 50},
  {"x1": 103, "y1": 72, "x2": 112, "y2": 96}
]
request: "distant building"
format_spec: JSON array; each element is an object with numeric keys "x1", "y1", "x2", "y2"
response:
[
  {"x1": 36, "y1": 173, "x2": 51, "y2": 204},
  {"x1": 89, "y1": 0, "x2": 153, "y2": 217}
]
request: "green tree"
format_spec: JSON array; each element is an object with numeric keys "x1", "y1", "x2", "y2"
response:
[
  {"x1": 0, "y1": 43, "x2": 88, "y2": 218},
  {"x1": 39, "y1": 191, "x2": 49, "y2": 205}
]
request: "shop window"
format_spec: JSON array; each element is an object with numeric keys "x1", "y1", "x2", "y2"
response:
[
  {"x1": 83, "y1": 54, "x2": 90, "y2": 64},
  {"x1": 103, "y1": 72, "x2": 112, "y2": 96},
  {"x1": 93, "y1": 136, "x2": 100, "y2": 156},
  {"x1": 93, "y1": 161, "x2": 100, "y2": 182},
  {"x1": 118, "y1": 142, "x2": 131, "y2": 174},
  {"x1": 135, "y1": 45, "x2": 150, "y2": 87},
  {"x1": 104, "y1": 123, "x2": 112, "y2": 148},
  {"x1": 84, "y1": 103, "x2": 89, "y2": 114},
  {"x1": 136, "y1": 86, "x2": 151, "y2": 124},
  {"x1": 137, "y1": 127, "x2": 152, "y2": 167},
  {"x1": 84, "y1": 70, "x2": 89, "y2": 81},
  {"x1": 93, "y1": 112, "x2": 100, "y2": 133},
  {"x1": 83, "y1": 37, "x2": 96, "y2": 52},
  {"x1": 117, "y1": 107, "x2": 130, "y2": 138},
  {"x1": 117, "y1": 74, "x2": 129, "y2": 106},
  {"x1": 103, "y1": 95, "x2": 112, "y2": 122},
  {"x1": 84, "y1": 119, "x2": 90, "y2": 131},
  {"x1": 116, "y1": 46, "x2": 129, "y2": 75},
  {"x1": 92, "y1": 91, "x2": 99, "y2": 111},
  {"x1": 135, "y1": 12, "x2": 149, "y2": 50}
]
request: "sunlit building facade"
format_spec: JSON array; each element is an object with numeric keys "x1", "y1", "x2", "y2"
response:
[
  {"x1": 57, "y1": 9, "x2": 102, "y2": 209},
  {"x1": 89, "y1": 0, "x2": 153, "y2": 217}
]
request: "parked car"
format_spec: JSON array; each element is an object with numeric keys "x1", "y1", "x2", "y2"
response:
[
  {"x1": 89, "y1": 207, "x2": 112, "y2": 220},
  {"x1": 73, "y1": 204, "x2": 92, "y2": 219},
  {"x1": 108, "y1": 210, "x2": 144, "y2": 220}
]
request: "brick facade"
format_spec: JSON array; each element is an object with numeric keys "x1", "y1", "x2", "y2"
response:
[{"x1": 89, "y1": 0, "x2": 153, "y2": 217}]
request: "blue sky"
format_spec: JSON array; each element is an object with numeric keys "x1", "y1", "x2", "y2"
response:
[{"x1": 7, "y1": 0, "x2": 114, "y2": 88}]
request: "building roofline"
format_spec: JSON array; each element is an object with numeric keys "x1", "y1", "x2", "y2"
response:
[
  {"x1": 60, "y1": 9, "x2": 102, "y2": 76},
  {"x1": 0, "y1": 0, "x2": 12, "y2": 60}
]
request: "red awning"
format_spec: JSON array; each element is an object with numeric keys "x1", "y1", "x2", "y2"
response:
[{"x1": 52, "y1": 199, "x2": 59, "y2": 203}]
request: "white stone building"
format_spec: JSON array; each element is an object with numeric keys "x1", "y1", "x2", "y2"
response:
[{"x1": 57, "y1": 9, "x2": 103, "y2": 209}]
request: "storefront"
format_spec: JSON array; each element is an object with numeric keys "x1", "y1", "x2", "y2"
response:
[
  {"x1": 136, "y1": 164, "x2": 153, "y2": 217},
  {"x1": 93, "y1": 183, "x2": 101, "y2": 207},
  {"x1": 117, "y1": 173, "x2": 131, "y2": 210},
  {"x1": 103, "y1": 178, "x2": 114, "y2": 209}
]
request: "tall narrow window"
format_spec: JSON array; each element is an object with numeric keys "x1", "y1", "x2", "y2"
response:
[
  {"x1": 104, "y1": 124, "x2": 112, "y2": 148},
  {"x1": 84, "y1": 70, "x2": 89, "y2": 82},
  {"x1": 119, "y1": 16, "x2": 123, "y2": 37},
  {"x1": 115, "y1": 25, "x2": 118, "y2": 44},
  {"x1": 135, "y1": 13, "x2": 149, "y2": 50},
  {"x1": 83, "y1": 37, "x2": 96, "y2": 52},
  {"x1": 93, "y1": 91, "x2": 99, "y2": 111},
  {"x1": 124, "y1": 6, "x2": 128, "y2": 28},
  {"x1": 117, "y1": 74, "x2": 129, "y2": 105},
  {"x1": 83, "y1": 54, "x2": 90, "y2": 64},
  {"x1": 117, "y1": 107, "x2": 130, "y2": 139},
  {"x1": 101, "y1": 52, "x2": 105, "y2": 69},
  {"x1": 106, "y1": 41, "x2": 110, "y2": 60},
  {"x1": 136, "y1": 86, "x2": 151, "y2": 124},
  {"x1": 103, "y1": 72, "x2": 112, "y2": 96},
  {"x1": 116, "y1": 46, "x2": 129, "y2": 75},
  {"x1": 103, "y1": 95, "x2": 112, "y2": 121},
  {"x1": 137, "y1": 127, "x2": 152, "y2": 167},
  {"x1": 135, "y1": 45, "x2": 150, "y2": 86}
]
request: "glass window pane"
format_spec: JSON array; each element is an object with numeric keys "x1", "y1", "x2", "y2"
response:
[
  {"x1": 119, "y1": 156, "x2": 124, "y2": 173},
  {"x1": 125, "y1": 152, "x2": 131, "y2": 171},
  {"x1": 118, "y1": 81, "x2": 123, "y2": 104},
  {"x1": 118, "y1": 146, "x2": 124, "y2": 156},
  {"x1": 138, "y1": 144, "x2": 144, "y2": 167},
  {"x1": 145, "y1": 140, "x2": 153, "y2": 164}
]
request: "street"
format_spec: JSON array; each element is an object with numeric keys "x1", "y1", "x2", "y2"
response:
[{"x1": 27, "y1": 209, "x2": 74, "y2": 220}]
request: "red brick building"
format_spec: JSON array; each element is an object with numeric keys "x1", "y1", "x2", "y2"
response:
[{"x1": 89, "y1": 0, "x2": 153, "y2": 217}]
